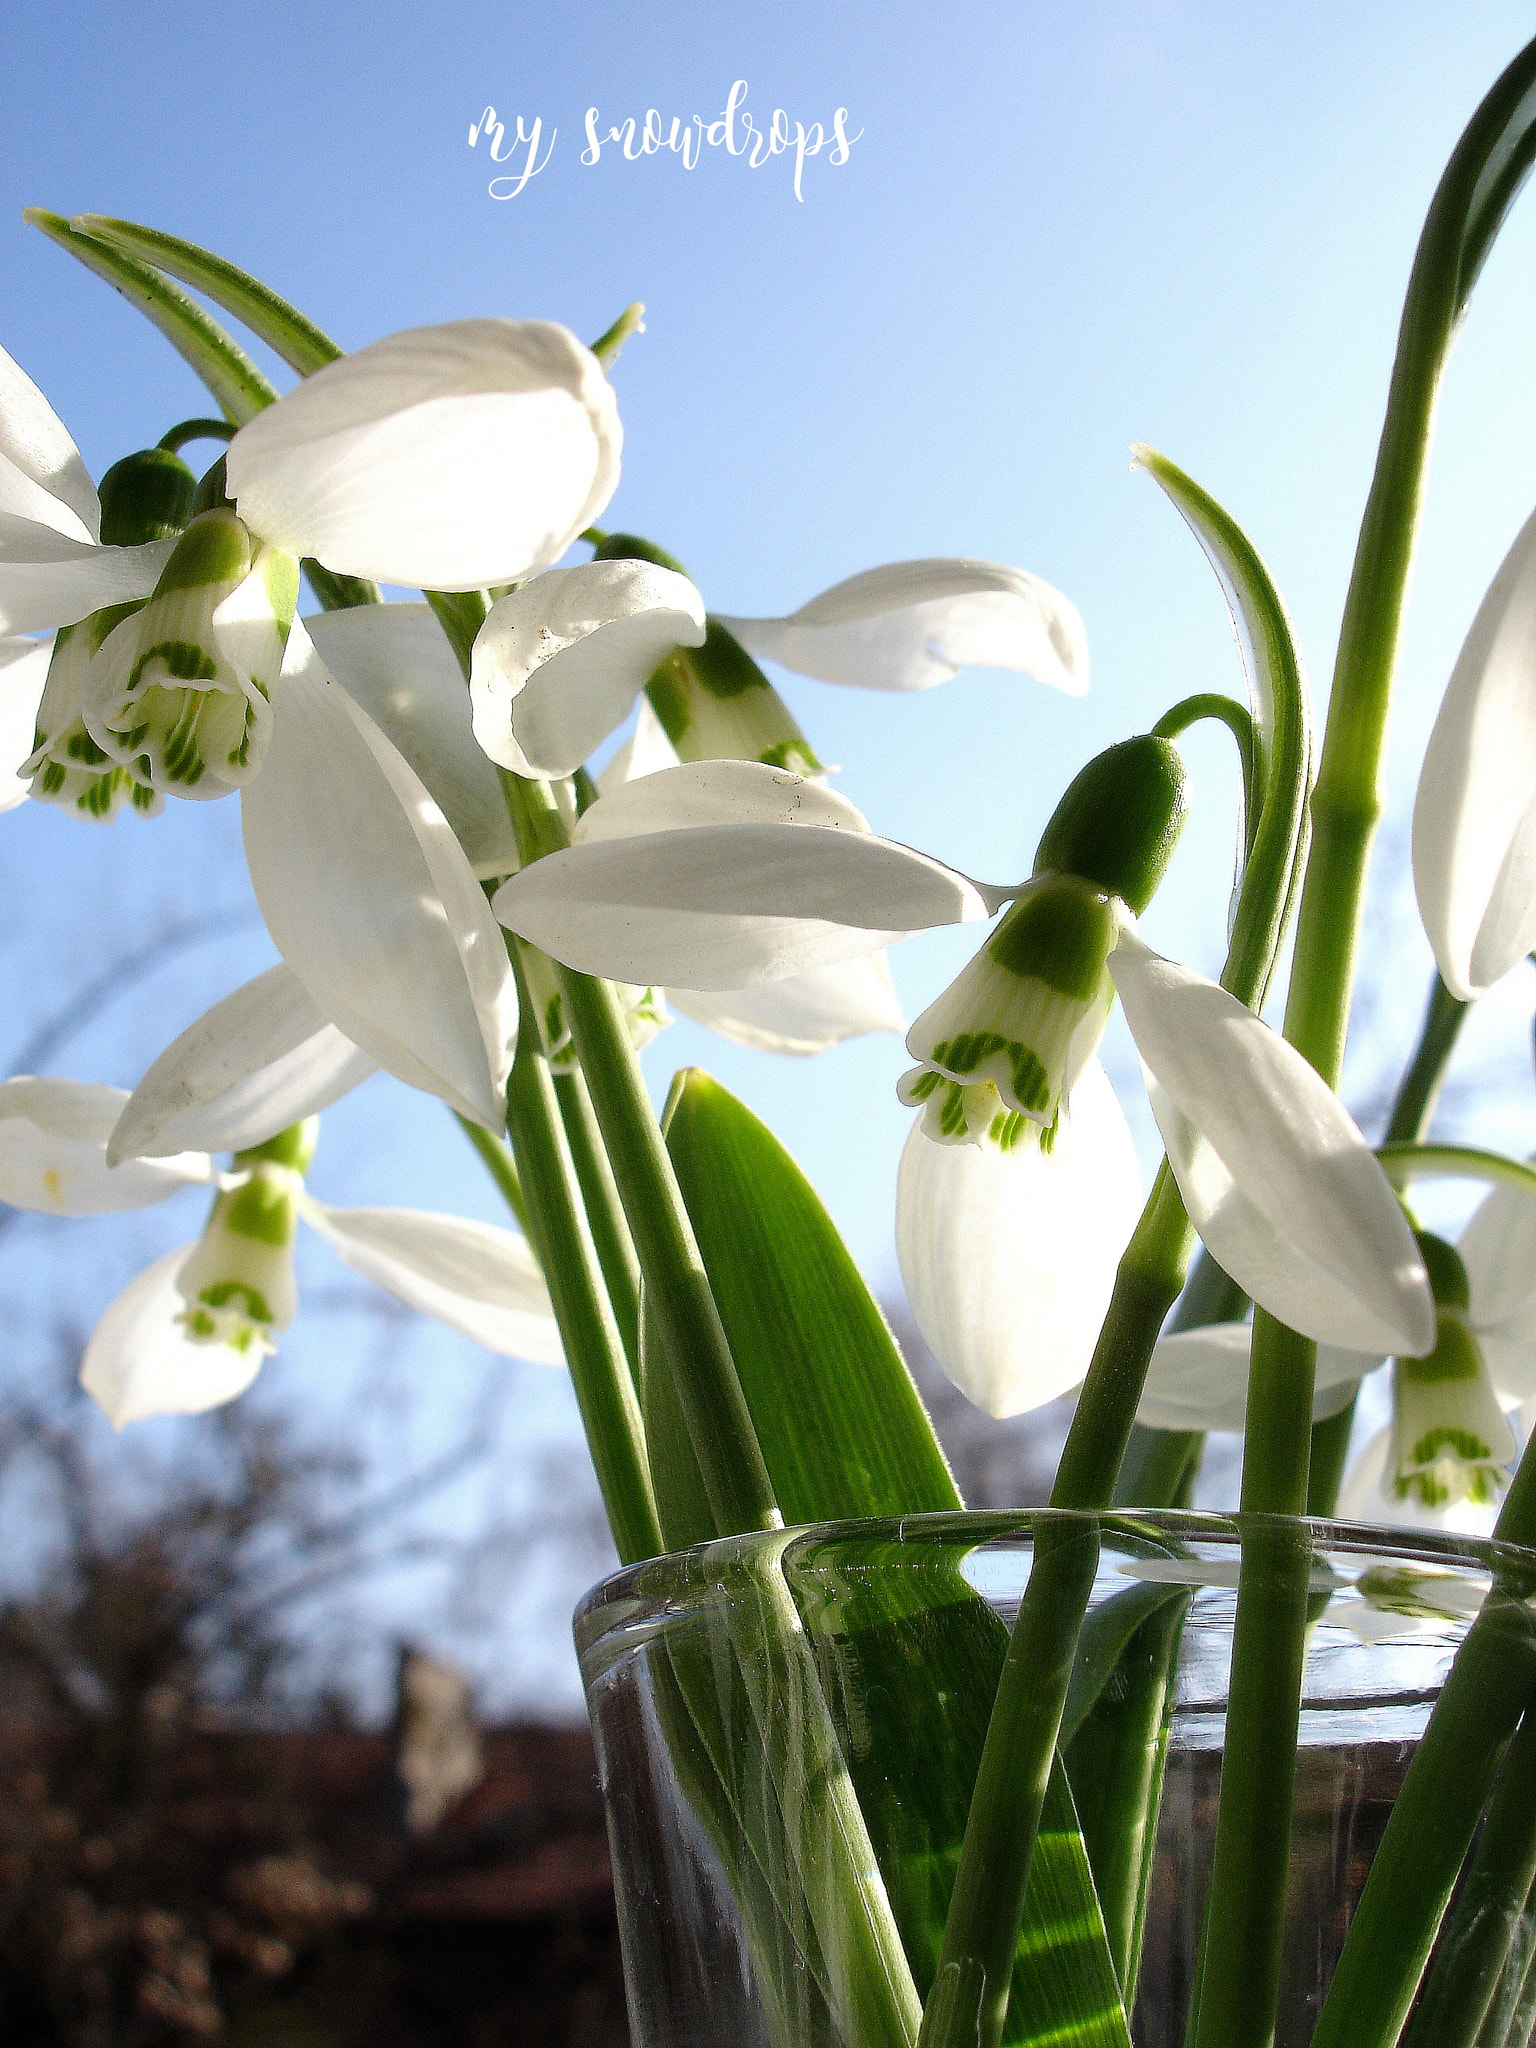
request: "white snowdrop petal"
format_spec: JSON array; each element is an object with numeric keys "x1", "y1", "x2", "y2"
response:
[
  {"x1": 225, "y1": 319, "x2": 621, "y2": 590},
  {"x1": 598, "y1": 692, "x2": 681, "y2": 790},
  {"x1": 301, "y1": 1199, "x2": 562, "y2": 1363},
  {"x1": 718, "y1": 558, "x2": 1088, "y2": 695},
  {"x1": 0, "y1": 345, "x2": 99, "y2": 539},
  {"x1": 81, "y1": 1245, "x2": 265, "y2": 1427},
  {"x1": 241, "y1": 624, "x2": 516, "y2": 1129},
  {"x1": 0, "y1": 514, "x2": 175, "y2": 634},
  {"x1": 895, "y1": 1058, "x2": 1141, "y2": 1418},
  {"x1": 306, "y1": 602, "x2": 519, "y2": 879},
  {"x1": 0, "y1": 634, "x2": 52, "y2": 808},
  {"x1": 1111, "y1": 933, "x2": 1433, "y2": 1356},
  {"x1": 1337, "y1": 1424, "x2": 1503, "y2": 1537},
  {"x1": 471, "y1": 559, "x2": 706, "y2": 778},
  {"x1": 0, "y1": 1077, "x2": 215, "y2": 1213},
  {"x1": 1136, "y1": 1320, "x2": 1374, "y2": 1433},
  {"x1": 1413, "y1": 504, "x2": 1536, "y2": 1000},
  {"x1": 669, "y1": 953, "x2": 906, "y2": 1055},
  {"x1": 109, "y1": 965, "x2": 377, "y2": 1163}
]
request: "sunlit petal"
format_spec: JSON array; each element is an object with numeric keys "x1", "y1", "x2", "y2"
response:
[
  {"x1": 0, "y1": 344, "x2": 99, "y2": 540},
  {"x1": 471, "y1": 559, "x2": 705, "y2": 777},
  {"x1": 242, "y1": 624, "x2": 516, "y2": 1128},
  {"x1": 80, "y1": 1244, "x2": 266, "y2": 1427},
  {"x1": 1137, "y1": 1319, "x2": 1375, "y2": 1432},
  {"x1": 669, "y1": 953, "x2": 906, "y2": 1054},
  {"x1": 0, "y1": 1076, "x2": 215, "y2": 1213},
  {"x1": 226, "y1": 319, "x2": 621, "y2": 590},
  {"x1": 719, "y1": 558, "x2": 1087, "y2": 695},
  {"x1": 300, "y1": 1197, "x2": 562, "y2": 1363},
  {"x1": 1111, "y1": 931, "x2": 1434, "y2": 1356},
  {"x1": 895, "y1": 1057, "x2": 1141, "y2": 1417},
  {"x1": 1413, "y1": 504, "x2": 1536, "y2": 999},
  {"x1": 109, "y1": 965, "x2": 376, "y2": 1163},
  {"x1": 0, "y1": 513, "x2": 174, "y2": 634},
  {"x1": 306, "y1": 602, "x2": 519, "y2": 878},
  {"x1": 0, "y1": 634, "x2": 52, "y2": 809}
]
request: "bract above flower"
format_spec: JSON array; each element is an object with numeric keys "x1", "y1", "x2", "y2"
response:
[
  {"x1": 491, "y1": 759, "x2": 1009, "y2": 989},
  {"x1": 716, "y1": 557, "x2": 1089, "y2": 695},
  {"x1": 470, "y1": 558, "x2": 706, "y2": 779},
  {"x1": 225, "y1": 318, "x2": 621, "y2": 591},
  {"x1": 896, "y1": 1057, "x2": 1141, "y2": 1417},
  {"x1": 1413, "y1": 502, "x2": 1536, "y2": 1000}
]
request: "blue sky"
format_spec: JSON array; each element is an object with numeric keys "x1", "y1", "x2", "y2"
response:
[{"x1": 7, "y1": 4, "x2": 1536, "y2": 1712}]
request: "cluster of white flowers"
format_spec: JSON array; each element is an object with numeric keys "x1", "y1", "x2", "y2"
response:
[{"x1": 3, "y1": 290, "x2": 1533, "y2": 1530}]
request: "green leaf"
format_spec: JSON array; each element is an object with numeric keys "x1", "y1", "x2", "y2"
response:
[
  {"x1": 657, "y1": 1067, "x2": 961, "y2": 1529},
  {"x1": 652, "y1": 1072, "x2": 1130, "y2": 2045},
  {"x1": 24, "y1": 211, "x2": 277, "y2": 425},
  {"x1": 71, "y1": 215, "x2": 343, "y2": 377},
  {"x1": 1132, "y1": 446, "x2": 1313, "y2": 1014}
]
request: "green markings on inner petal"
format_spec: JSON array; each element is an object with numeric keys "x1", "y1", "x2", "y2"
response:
[
  {"x1": 128, "y1": 638, "x2": 219, "y2": 695},
  {"x1": 64, "y1": 730, "x2": 110, "y2": 766},
  {"x1": 196, "y1": 1279, "x2": 275, "y2": 1323},
  {"x1": 930, "y1": 1029, "x2": 1049, "y2": 1115},
  {"x1": 988, "y1": 879, "x2": 1118, "y2": 999}
]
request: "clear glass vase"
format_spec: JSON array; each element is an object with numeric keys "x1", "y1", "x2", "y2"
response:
[{"x1": 575, "y1": 1510, "x2": 1536, "y2": 2048}]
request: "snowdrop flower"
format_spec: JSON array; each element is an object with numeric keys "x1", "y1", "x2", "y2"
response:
[
  {"x1": 0, "y1": 1081, "x2": 560, "y2": 1427},
  {"x1": 1413, "y1": 502, "x2": 1536, "y2": 999},
  {"x1": 492, "y1": 752, "x2": 1434, "y2": 1414},
  {"x1": 468, "y1": 543, "x2": 1087, "y2": 784}
]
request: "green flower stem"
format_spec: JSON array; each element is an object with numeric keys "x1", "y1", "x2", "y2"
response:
[
  {"x1": 1113, "y1": 1249, "x2": 1250, "y2": 1509},
  {"x1": 1305, "y1": 1401, "x2": 1356, "y2": 1518},
  {"x1": 1402, "y1": 1704, "x2": 1536, "y2": 2048},
  {"x1": 503, "y1": 944, "x2": 660, "y2": 1567},
  {"x1": 1151, "y1": 693, "x2": 1257, "y2": 857},
  {"x1": 915, "y1": 1515, "x2": 1107, "y2": 2048},
  {"x1": 557, "y1": 969, "x2": 782, "y2": 1538},
  {"x1": 1307, "y1": 1444, "x2": 1536, "y2": 2047},
  {"x1": 1189, "y1": 41, "x2": 1536, "y2": 2039},
  {"x1": 454, "y1": 1114, "x2": 529, "y2": 1234},
  {"x1": 425, "y1": 583, "x2": 776, "y2": 1537},
  {"x1": 554, "y1": 1068, "x2": 642, "y2": 1379},
  {"x1": 1385, "y1": 975, "x2": 1470, "y2": 1145}
]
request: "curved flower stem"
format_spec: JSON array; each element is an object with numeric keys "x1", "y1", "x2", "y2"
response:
[
  {"x1": 1386, "y1": 975, "x2": 1470, "y2": 1145},
  {"x1": 504, "y1": 943, "x2": 661, "y2": 1566},
  {"x1": 1192, "y1": 40, "x2": 1536, "y2": 2045},
  {"x1": 454, "y1": 1114, "x2": 529, "y2": 1234},
  {"x1": 553, "y1": 1070, "x2": 642, "y2": 1379}
]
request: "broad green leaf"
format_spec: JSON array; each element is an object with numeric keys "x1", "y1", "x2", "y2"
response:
[
  {"x1": 72, "y1": 215, "x2": 343, "y2": 377},
  {"x1": 652, "y1": 1072, "x2": 1130, "y2": 2045},
  {"x1": 659, "y1": 1068, "x2": 960, "y2": 1526},
  {"x1": 25, "y1": 211, "x2": 276, "y2": 424}
]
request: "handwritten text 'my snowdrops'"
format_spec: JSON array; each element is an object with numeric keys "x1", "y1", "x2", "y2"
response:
[{"x1": 468, "y1": 82, "x2": 861, "y2": 203}]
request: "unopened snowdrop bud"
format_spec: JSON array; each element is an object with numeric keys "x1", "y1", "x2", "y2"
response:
[
  {"x1": 1389, "y1": 1232, "x2": 1516, "y2": 1511},
  {"x1": 594, "y1": 536, "x2": 825, "y2": 774},
  {"x1": 899, "y1": 877, "x2": 1120, "y2": 1143},
  {"x1": 97, "y1": 447, "x2": 197, "y2": 546},
  {"x1": 517, "y1": 945, "x2": 669, "y2": 1067},
  {"x1": 81, "y1": 509, "x2": 298, "y2": 800},
  {"x1": 174, "y1": 1119, "x2": 318, "y2": 1356}
]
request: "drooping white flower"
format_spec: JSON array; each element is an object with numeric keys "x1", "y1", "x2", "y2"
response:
[
  {"x1": 493, "y1": 759, "x2": 1434, "y2": 1412},
  {"x1": 2, "y1": 1083, "x2": 561, "y2": 1426},
  {"x1": 716, "y1": 558, "x2": 1089, "y2": 696},
  {"x1": 896, "y1": 1058, "x2": 1141, "y2": 1416},
  {"x1": 0, "y1": 634, "x2": 53, "y2": 808},
  {"x1": 1413, "y1": 502, "x2": 1536, "y2": 1000}
]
